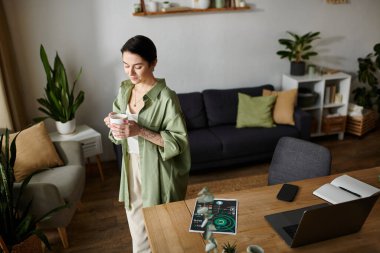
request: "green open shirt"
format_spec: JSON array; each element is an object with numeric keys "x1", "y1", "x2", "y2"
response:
[{"x1": 109, "y1": 78, "x2": 191, "y2": 209}]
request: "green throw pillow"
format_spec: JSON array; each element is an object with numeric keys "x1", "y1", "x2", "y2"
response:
[{"x1": 236, "y1": 93, "x2": 276, "y2": 128}]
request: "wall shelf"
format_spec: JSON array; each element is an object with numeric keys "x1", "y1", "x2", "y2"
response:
[{"x1": 133, "y1": 6, "x2": 251, "y2": 16}]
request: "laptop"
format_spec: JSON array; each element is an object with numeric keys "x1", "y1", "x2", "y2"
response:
[{"x1": 265, "y1": 194, "x2": 379, "y2": 248}]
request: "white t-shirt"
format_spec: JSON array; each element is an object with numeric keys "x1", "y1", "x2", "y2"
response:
[{"x1": 126, "y1": 106, "x2": 139, "y2": 154}]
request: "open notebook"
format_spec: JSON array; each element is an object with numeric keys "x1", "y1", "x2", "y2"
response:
[{"x1": 313, "y1": 175, "x2": 380, "y2": 204}]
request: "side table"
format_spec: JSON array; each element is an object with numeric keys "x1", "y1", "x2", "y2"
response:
[{"x1": 49, "y1": 125, "x2": 105, "y2": 181}]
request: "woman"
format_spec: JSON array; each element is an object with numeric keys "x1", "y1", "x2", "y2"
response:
[{"x1": 104, "y1": 35, "x2": 190, "y2": 253}]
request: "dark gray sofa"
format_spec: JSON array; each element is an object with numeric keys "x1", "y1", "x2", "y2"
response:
[
  {"x1": 113, "y1": 84, "x2": 311, "y2": 171},
  {"x1": 177, "y1": 84, "x2": 311, "y2": 171}
]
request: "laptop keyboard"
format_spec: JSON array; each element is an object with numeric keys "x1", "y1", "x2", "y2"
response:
[{"x1": 283, "y1": 224, "x2": 299, "y2": 238}]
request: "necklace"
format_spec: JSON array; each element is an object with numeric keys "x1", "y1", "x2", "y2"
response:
[
  {"x1": 132, "y1": 81, "x2": 157, "y2": 107},
  {"x1": 133, "y1": 93, "x2": 144, "y2": 107}
]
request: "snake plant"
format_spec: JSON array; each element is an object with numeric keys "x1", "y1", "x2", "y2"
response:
[
  {"x1": 35, "y1": 45, "x2": 84, "y2": 123},
  {"x1": 0, "y1": 129, "x2": 67, "y2": 252}
]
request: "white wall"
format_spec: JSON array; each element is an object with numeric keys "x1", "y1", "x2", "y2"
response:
[{"x1": 3, "y1": 0, "x2": 380, "y2": 160}]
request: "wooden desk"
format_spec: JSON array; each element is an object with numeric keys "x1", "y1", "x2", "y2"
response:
[{"x1": 143, "y1": 167, "x2": 380, "y2": 253}]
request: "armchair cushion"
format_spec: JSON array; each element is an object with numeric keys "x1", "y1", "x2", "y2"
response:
[{"x1": 10, "y1": 122, "x2": 64, "y2": 182}]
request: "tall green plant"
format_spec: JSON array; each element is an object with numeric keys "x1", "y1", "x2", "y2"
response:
[
  {"x1": 0, "y1": 130, "x2": 66, "y2": 252},
  {"x1": 352, "y1": 43, "x2": 380, "y2": 112},
  {"x1": 277, "y1": 31, "x2": 320, "y2": 63},
  {"x1": 35, "y1": 45, "x2": 84, "y2": 123}
]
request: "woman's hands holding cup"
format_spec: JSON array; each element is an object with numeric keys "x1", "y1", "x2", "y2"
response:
[{"x1": 104, "y1": 112, "x2": 141, "y2": 140}]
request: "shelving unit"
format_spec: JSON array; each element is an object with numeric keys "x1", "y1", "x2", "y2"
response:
[
  {"x1": 133, "y1": 0, "x2": 251, "y2": 16},
  {"x1": 281, "y1": 72, "x2": 351, "y2": 140}
]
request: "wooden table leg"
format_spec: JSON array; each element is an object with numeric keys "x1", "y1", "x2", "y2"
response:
[{"x1": 95, "y1": 155, "x2": 105, "y2": 181}]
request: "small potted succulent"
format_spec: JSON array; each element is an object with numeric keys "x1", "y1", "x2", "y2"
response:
[
  {"x1": 222, "y1": 241, "x2": 237, "y2": 253},
  {"x1": 162, "y1": 1, "x2": 171, "y2": 9},
  {"x1": 277, "y1": 31, "x2": 320, "y2": 76}
]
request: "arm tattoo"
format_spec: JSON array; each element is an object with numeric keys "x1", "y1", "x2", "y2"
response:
[{"x1": 140, "y1": 127, "x2": 164, "y2": 147}]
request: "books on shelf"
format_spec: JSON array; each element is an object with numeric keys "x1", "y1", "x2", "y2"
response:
[
  {"x1": 313, "y1": 175, "x2": 380, "y2": 204},
  {"x1": 324, "y1": 83, "x2": 339, "y2": 104},
  {"x1": 189, "y1": 198, "x2": 238, "y2": 235}
]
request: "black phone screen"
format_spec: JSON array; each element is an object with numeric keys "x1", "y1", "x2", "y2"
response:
[{"x1": 277, "y1": 183, "x2": 299, "y2": 202}]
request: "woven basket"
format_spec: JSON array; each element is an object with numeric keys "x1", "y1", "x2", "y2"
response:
[{"x1": 346, "y1": 110, "x2": 378, "y2": 136}]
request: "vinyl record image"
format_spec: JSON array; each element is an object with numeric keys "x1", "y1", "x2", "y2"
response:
[{"x1": 213, "y1": 214, "x2": 236, "y2": 233}]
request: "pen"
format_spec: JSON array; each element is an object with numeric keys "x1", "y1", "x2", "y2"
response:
[{"x1": 339, "y1": 186, "x2": 361, "y2": 198}]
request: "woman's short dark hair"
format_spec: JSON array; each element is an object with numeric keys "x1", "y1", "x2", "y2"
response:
[{"x1": 121, "y1": 35, "x2": 157, "y2": 65}]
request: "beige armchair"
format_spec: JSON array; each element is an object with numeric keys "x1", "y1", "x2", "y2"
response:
[{"x1": 14, "y1": 141, "x2": 85, "y2": 248}]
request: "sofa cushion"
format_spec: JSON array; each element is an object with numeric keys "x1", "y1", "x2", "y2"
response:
[
  {"x1": 209, "y1": 125, "x2": 300, "y2": 159},
  {"x1": 263, "y1": 89, "x2": 297, "y2": 126},
  {"x1": 236, "y1": 93, "x2": 276, "y2": 128},
  {"x1": 177, "y1": 92, "x2": 208, "y2": 130},
  {"x1": 203, "y1": 85, "x2": 274, "y2": 127},
  {"x1": 188, "y1": 129, "x2": 223, "y2": 163},
  {"x1": 10, "y1": 122, "x2": 64, "y2": 182}
]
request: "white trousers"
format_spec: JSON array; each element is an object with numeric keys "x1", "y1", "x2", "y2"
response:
[{"x1": 125, "y1": 154, "x2": 151, "y2": 253}]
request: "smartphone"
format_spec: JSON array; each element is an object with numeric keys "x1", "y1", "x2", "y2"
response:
[{"x1": 277, "y1": 184, "x2": 299, "y2": 202}]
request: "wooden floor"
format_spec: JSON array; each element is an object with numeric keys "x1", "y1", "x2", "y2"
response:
[{"x1": 49, "y1": 127, "x2": 380, "y2": 252}]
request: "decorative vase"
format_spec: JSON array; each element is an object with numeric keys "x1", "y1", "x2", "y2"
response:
[
  {"x1": 192, "y1": 0, "x2": 197, "y2": 8},
  {"x1": 56, "y1": 118, "x2": 76, "y2": 135},
  {"x1": 198, "y1": 0, "x2": 210, "y2": 9},
  {"x1": 215, "y1": 0, "x2": 225, "y2": 8},
  {"x1": 11, "y1": 235, "x2": 43, "y2": 253},
  {"x1": 290, "y1": 61, "x2": 306, "y2": 76},
  {"x1": 146, "y1": 0, "x2": 158, "y2": 12}
]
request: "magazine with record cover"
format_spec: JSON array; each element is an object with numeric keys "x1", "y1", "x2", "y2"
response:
[{"x1": 189, "y1": 198, "x2": 238, "y2": 235}]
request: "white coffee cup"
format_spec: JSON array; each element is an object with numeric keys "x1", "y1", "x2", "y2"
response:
[
  {"x1": 110, "y1": 113, "x2": 128, "y2": 125},
  {"x1": 110, "y1": 113, "x2": 128, "y2": 140},
  {"x1": 247, "y1": 245, "x2": 264, "y2": 253}
]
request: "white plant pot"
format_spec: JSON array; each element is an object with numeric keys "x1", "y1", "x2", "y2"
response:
[
  {"x1": 56, "y1": 119, "x2": 76, "y2": 135},
  {"x1": 198, "y1": 0, "x2": 210, "y2": 9}
]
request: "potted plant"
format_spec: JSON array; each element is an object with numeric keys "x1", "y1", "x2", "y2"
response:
[
  {"x1": 276, "y1": 31, "x2": 320, "y2": 76},
  {"x1": 352, "y1": 43, "x2": 380, "y2": 113},
  {"x1": 222, "y1": 241, "x2": 237, "y2": 253},
  {"x1": 0, "y1": 129, "x2": 66, "y2": 252},
  {"x1": 35, "y1": 45, "x2": 84, "y2": 134},
  {"x1": 162, "y1": 1, "x2": 171, "y2": 9}
]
